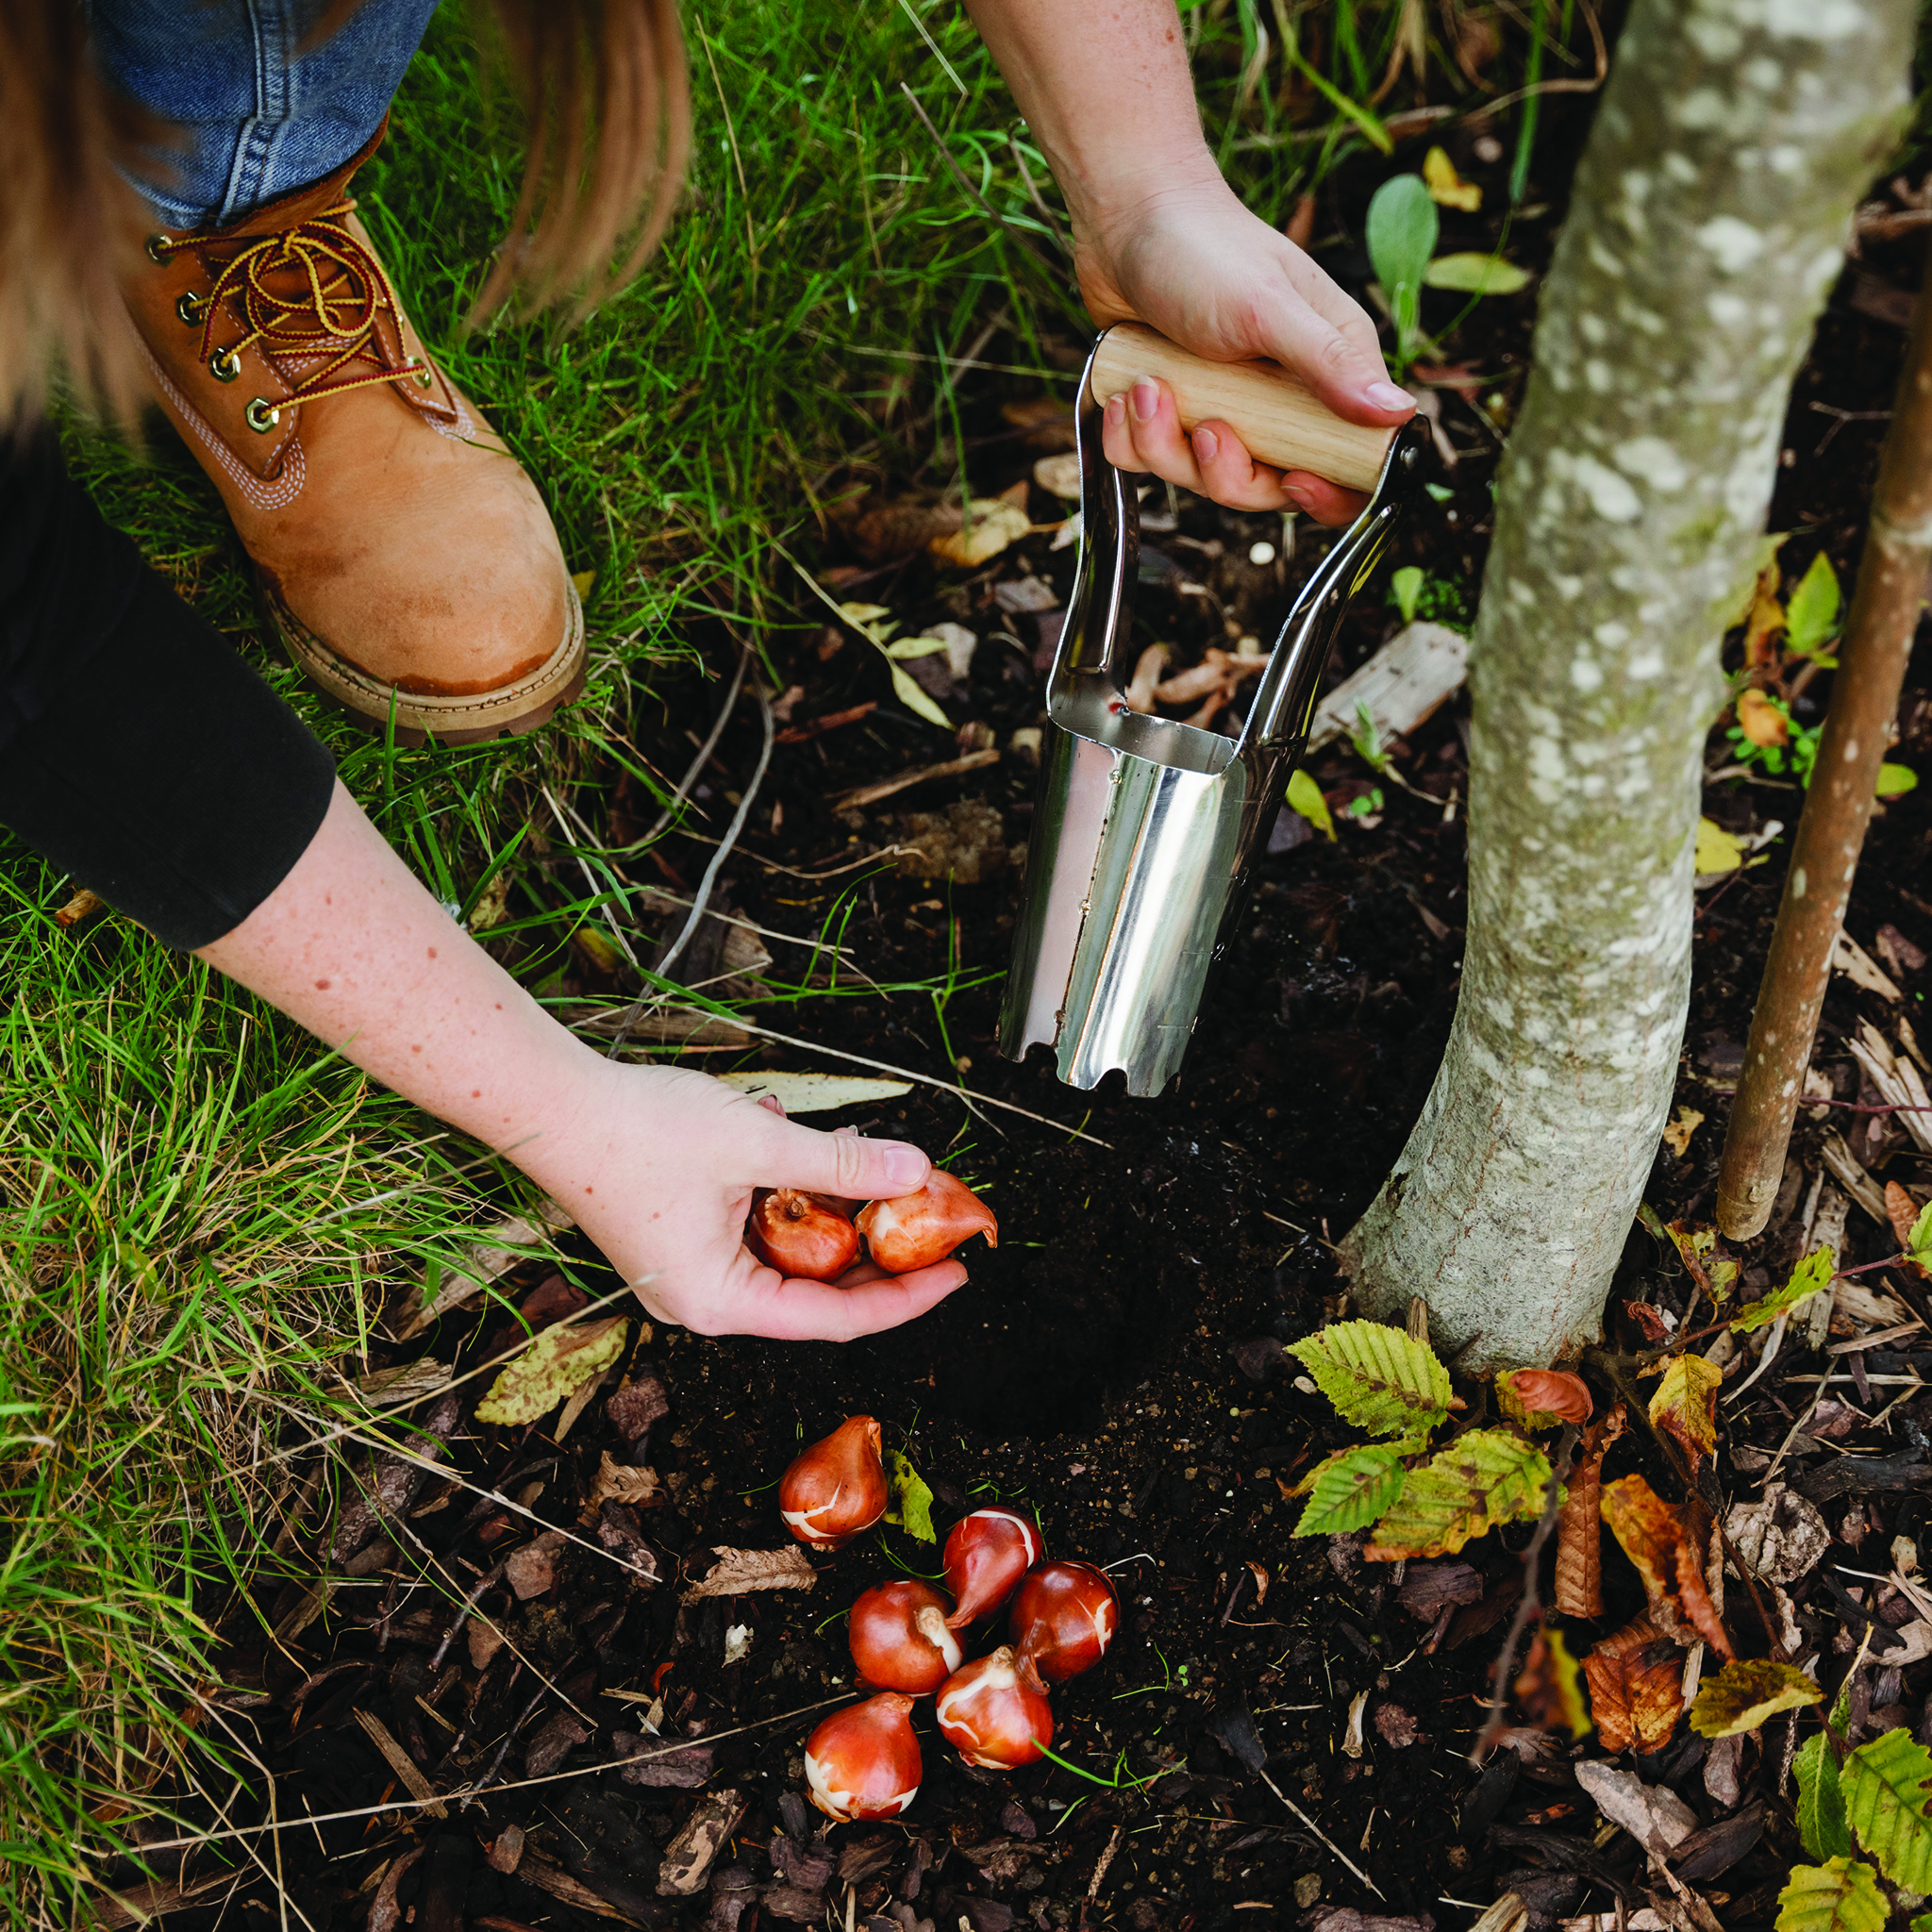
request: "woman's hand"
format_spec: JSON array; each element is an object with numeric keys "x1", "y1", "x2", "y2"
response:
[
  {"x1": 542, "y1": 1064, "x2": 970, "y2": 1341},
  {"x1": 1076, "y1": 172, "x2": 1414, "y2": 526}
]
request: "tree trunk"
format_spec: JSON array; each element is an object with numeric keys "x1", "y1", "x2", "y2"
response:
[{"x1": 1339, "y1": 0, "x2": 1912, "y2": 1371}]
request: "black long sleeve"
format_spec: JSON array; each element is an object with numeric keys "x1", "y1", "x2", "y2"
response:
[{"x1": 0, "y1": 427, "x2": 336, "y2": 949}]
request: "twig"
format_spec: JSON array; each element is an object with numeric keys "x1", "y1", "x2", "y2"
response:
[
  {"x1": 1471, "y1": 1423, "x2": 1580, "y2": 1762},
  {"x1": 607, "y1": 669, "x2": 774, "y2": 1056},
  {"x1": 1255, "y1": 1764, "x2": 1385, "y2": 1899},
  {"x1": 655, "y1": 1008, "x2": 1115, "y2": 1147},
  {"x1": 828, "y1": 748, "x2": 1000, "y2": 811},
  {"x1": 120, "y1": 1694, "x2": 856, "y2": 1857},
  {"x1": 1718, "y1": 243, "x2": 1932, "y2": 1237},
  {"x1": 1809, "y1": 400, "x2": 1894, "y2": 455}
]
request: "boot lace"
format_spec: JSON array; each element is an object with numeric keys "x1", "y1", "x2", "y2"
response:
[{"x1": 152, "y1": 200, "x2": 441, "y2": 433}]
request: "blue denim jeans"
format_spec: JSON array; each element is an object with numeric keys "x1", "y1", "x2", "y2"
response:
[{"x1": 90, "y1": 0, "x2": 441, "y2": 228}]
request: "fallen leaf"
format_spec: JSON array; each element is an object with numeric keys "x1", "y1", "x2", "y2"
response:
[
  {"x1": 1288, "y1": 768, "x2": 1337, "y2": 841},
  {"x1": 1785, "y1": 551, "x2": 1842, "y2": 658},
  {"x1": 1423, "y1": 145, "x2": 1482, "y2": 211},
  {"x1": 1624, "y1": 1298, "x2": 1673, "y2": 1345},
  {"x1": 1032, "y1": 453, "x2": 1082, "y2": 499},
  {"x1": 885, "y1": 1448, "x2": 937, "y2": 1542},
  {"x1": 1497, "y1": 1369, "x2": 1593, "y2": 1429},
  {"x1": 1574, "y1": 1759, "x2": 1699, "y2": 1854},
  {"x1": 475, "y1": 1316, "x2": 629, "y2": 1426},
  {"x1": 715, "y1": 1072, "x2": 912, "y2": 1113},
  {"x1": 587, "y1": 1453, "x2": 662, "y2": 1513},
  {"x1": 1730, "y1": 1244, "x2": 1836, "y2": 1333},
  {"x1": 723, "y1": 1623, "x2": 752, "y2": 1665},
  {"x1": 1649, "y1": 1355, "x2": 1723, "y2": 1473},
  {"x1": 681, "y1": 1545, "x2": 818, "y2": 1603},
  {"x1": 1694, "y1": 818, "x2": 1744, "y2": 875},
  {"x1": 1774, "y1": 1857, "x2": 1886, "y2": 1932},
  {"x1": 1373, "y1": 1701, "x2": 1421, "y2": 1748},
  {"x1": 1423, "y1": 251, "x2": 1531, "y2": 294},
  {"x1": 1602, "y1": 1474, "x2": 1733, "y2": 1655},
  {"x1": 1515, "y1": 1627, "x2": 1591, "y2": 1740},
  {"x1": 1689, "y1": 1658, "x2": 1823, "y2": 1738},
  {"x1": 1735, "y1": 689, "x2": 1789, "y2": 748},
  {"x1": 1660, "y1": 1107, "x2": 1706, "y2": 1158},
  {"x1": 506, "y1": 1529, "x2": 569, "y2": 1600},
  {"x1": 1743, "y1": 583, "x2": 1787, "y2": 666},
  {"x1": 1725, "y1": 1484, "x2": 1832, "y2": 1587},
  {"x1": 1877, "y1": 762, "x2": 1919, "y2": 799},
  {"x1": 1888, "y1": 1182, "x2": 1929, "y2": 1276},
  {"x1": 1556, "y1": 1405, "x2": 1626, "y2": 1619},
  {"x1": 1582, "y1": 1615, "x2": 1684, "y2": 1754},
  {"x1": 929, "y1": 498, "x2": 1031, "y2": 568}
]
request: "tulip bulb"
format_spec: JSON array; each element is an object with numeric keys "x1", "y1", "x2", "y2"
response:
[
  {"x1": 1010, "y1": 1561, "x2": 1119, "y2": 1684},
  {"x1": 804, "y1": 1693, "x2": 923, "y2": 1821},
  {"x1": 780, "y1": 1415, "x2": 888, "y2": 1549},
  {"x1": 857, "y1": 1171, "x2": 998, "y2": 1274},
  {"x1": 849, "y1": 1579, "x2": 962, "y2": 1695},
  {"x1": 935, "y1": 1646, "x2": 1052, "y2": 1770},
  {"x1": 748, "y1": 1188, "x2": 860, "y2": 1282},
  {"x1": 941, "y1": 1508, "x2": 1044, "y2": 1628}
]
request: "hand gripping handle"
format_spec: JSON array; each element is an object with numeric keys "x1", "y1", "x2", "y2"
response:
[{"x1": 1088, "y1": 321, "x2": 1398, "y2": 496}]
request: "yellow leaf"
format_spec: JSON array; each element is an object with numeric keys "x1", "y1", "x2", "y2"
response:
[
  {"x1": 929, "y1": 498, "x2": 1030, "y2": 567},
  {"x1": 1423, "y1": 146, "x2": 1482, "y2": 211},
  {"x1": 1287, "y1": 769, "x2": 1336, "y2": 841},
  {"x1": 1877, "y1": 763, "x2": 1918, "y2": 799},
  {"x1": 571, "y1": 569, "x2": 597, "y2": 602},
  {"x1": 1694, "y1": 818, "x2": 1744, "y2": 875},
  {"x1": 1690, "y1": 1658, "x2": 1823, "y2": 1739},
  {"x1": 475, "y1": 1316, "x2": 628, "y2": 1425},
  {"x1": 890, "y1": 662, "x2": 951, "y2": 729},
  {"x1": 1648, "y1": 1354, "x2": 1724, "y2": 1473},
  {"x1": 1660, "y1": 1107, "x2": 1705, "y2": 1158},
  {"x1": 1736, "y1": 689, "x2": 1789, "y2": 748}
]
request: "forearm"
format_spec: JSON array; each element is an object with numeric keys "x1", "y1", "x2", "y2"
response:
[
  {"x1": 963, "y1": 0, "x2": 1217, "y2": 231},
  {"x1": 197, "y1": 778, "x2": 608, "y2": 1189}
]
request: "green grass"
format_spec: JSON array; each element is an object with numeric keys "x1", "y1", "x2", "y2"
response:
[{"x1": 2, "y1": 0, "x2": 1577, "y2": 1914}]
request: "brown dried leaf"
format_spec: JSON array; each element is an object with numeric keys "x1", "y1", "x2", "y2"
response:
[
  {"x1": 1624, "y1": 1298, "x2": 1673, "y2": 1345},
  {"x1": 680, "y1": 1544, "x2": 818, "y2": 1603},
  {"x1": 1742, "y1": 581, "x2": 1786, "y2": 667},
  {"x1": 1581, "y1": 1615, "x2": 1685, "y2": 1755},
  {"x1": 587, "y1": 1453, "x2": 662, "y2": 1513},
  {"x1": 1498, "y1": 1368, "x2": 1594, "y2": 1429},
  {"x1": 1735, "y1": 688, "x2": 1788, "y2": 748},
  {"x1": 1674, "y1": 1534, "x2": 1735, "y2": 1659},
  {"x1": 1887, "y1": 1181, "x2": 1928, "y2": 1278},
  {"x1": 1515, "y1": 1627, "x2": 1591, "y2": 1740},
  {"x1": 1555, "y1": 1405, "x2": 1626, "y2": 1619},
  {"x1": 1601, "y1": 1474, "x2": 1733, "y2": 1658}
]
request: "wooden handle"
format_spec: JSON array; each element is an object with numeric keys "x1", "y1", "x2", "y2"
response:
[{"x1": 1089, "y1": 322, "x2": 1396, "y2": 495}]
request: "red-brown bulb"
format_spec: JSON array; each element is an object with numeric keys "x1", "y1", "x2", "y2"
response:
[
  {"x1": 941, "y1": 1508, "x2": 1044, "y2": 1628},
  {"x1": 857, "y1": 1171, "x2": 999, "y2": 1274},
  {"x1": 935, "y1": 1646, "x2": 1052, "y2": 1770},
  {"x1": 748, "y1": 1188, "x2": 860, "y2": 1282},
  {"x1": 1010, "y1": 1561, "x2": 1119, "y2": 1684},
  {"x1": 779, "y1": 1415, "x2": 888, "y2": 1549},
  {"x1": 804, "y1": 1693, "x2": 922, "y2": 1820},
  {"x1": 850, "y1": 1579, "x2": 962, "y2": 1695}
]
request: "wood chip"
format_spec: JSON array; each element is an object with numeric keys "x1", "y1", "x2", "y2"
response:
[
  {"x1": 353, "y1": 1709, "x2": 447, "y2": 1818},
  {"x1": 516, "y1": 1854, "x2": 633, "y2": 1921},
  {"x1": 681, "y1": 1544, "x2": 818, "y2": 1602},
  {"x1": 657, "y1": 1789, "x2": 750, "y2": 1896},
  {"x1": 505, "y1": 1529, "x2": 569, "y2": 1600},
  {"x1": 827, "y1": 747, "x2": 1000, "y2": 812},
  {"x1": 1306, "y1": 621, "x2": 1470, "y2": 755},
  {"x1": 1834, "y1": 929, "x2": 1904, "y2": 1000},
  {"x1": 1819, "y1": 1134, "x2": 1889, "y2": 1224}
]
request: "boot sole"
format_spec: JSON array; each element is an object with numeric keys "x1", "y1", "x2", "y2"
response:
[{"x1": 262, "y1": 573, "x2": 587, "y2": 747}]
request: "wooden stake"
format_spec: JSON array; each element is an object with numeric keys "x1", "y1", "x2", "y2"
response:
[{"x1": 1717, "y1": 253, "x2": 1932, "y2": 1239}]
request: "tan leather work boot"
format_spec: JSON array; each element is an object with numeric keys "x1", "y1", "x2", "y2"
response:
[{"x1": 125, "y1": 123, "x2": 583, "y2": 744}]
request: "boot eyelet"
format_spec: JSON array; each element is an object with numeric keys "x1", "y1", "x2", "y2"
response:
[
  {"x1": 145, "y1": 233, "x2": 174, "y2": 264},
  {"x1": 175, "y1": 292, "x2": 206, "y2": 327},
  {"x1": 244, "y1": 398, "x2": 282, "y2": 434},
  {"x1": 209, "y1": 348, "x2": 242, "y2": 383},
  {"x1": 406, "y1": 358, "x2": 435, "y2": 390}
]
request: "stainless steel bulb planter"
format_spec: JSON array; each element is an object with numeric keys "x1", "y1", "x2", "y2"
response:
[{"x1": 1000, "y1": 329, "x2": 1430, "y2": 1097}]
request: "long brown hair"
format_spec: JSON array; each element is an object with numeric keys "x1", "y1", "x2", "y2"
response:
[{"x1": 0, "y1": 0, "x2": 691, "y2": 429}]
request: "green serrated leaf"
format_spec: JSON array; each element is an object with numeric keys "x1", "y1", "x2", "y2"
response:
[
  {"x1": 1775, "y1": 1858, "x2": 1888, "y2": 1932},
  {"x1": 475, "y1": 1316, "x2": 628, "y2": 1425},
  {"x1": 1364, "y1": 1427, "x2": 1553, "y2": 1559},
  {"x1": 1292, "y1": 1445, "x2": 1407, "y2": 1538},
  {"x1": 1786, "y1": 553, "x2": 1843, "y2": 658},
  {"x1": 1287, "y1": 1321, "x2": 1451, "y2": 1441},
  {"x1": 1690, "y1": 1659, "x2": 1824, "y2": 1739},
  {"x1": 1842, "y1": 1728, "x2": 1932, "y2": 1893},
  {"x1": 1732, "y1": 1245, "x2": 1837, "y2": 1334},
  {"x1": 1422, "y1": 251, "x2": 1532, "y2": 295},
  {"x1": 1798, "y1": 1732, "x2": 1854, "y2": 1862},
  {"x1": 1287, "y1": 769, "x2": 1335, "y2": 841},
  {"x1": 1910, "y1": 1914, "x2": 1932, "y2": 1932},
  {"x1": 884, "y1": 1448, "x2": 937, "y2": 1542},
  {"x1": 889, "y1": 662, "x2": 950, "y2": 729}
]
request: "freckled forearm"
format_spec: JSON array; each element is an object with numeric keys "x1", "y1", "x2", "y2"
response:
[{"x1": 196, "y1": 780, "x2": 610, "y2": 1172}]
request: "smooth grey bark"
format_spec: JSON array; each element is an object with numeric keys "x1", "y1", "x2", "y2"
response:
[{"x1": 1340, "y1": 0, "x2": 1912, "y2": 1370}]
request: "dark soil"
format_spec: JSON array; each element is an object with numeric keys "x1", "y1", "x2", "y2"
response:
[{"x1": 112, "y1": 116, "x2": 1932, "y2": 1932}]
